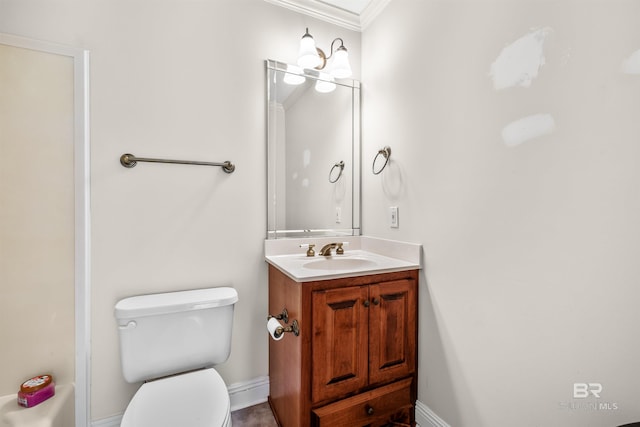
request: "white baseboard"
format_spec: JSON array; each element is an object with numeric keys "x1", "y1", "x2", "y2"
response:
[
  {"x1": 91, "y1": 380, "x2": 446, "y2": 427},
  {"x1": 90, "y1": 376, "x2": 270, "y2": 427},
  {"x1": 228, "y1": 376, "x2": 270, "y2": 412},
  {"x1": 415, "y1": 400, "x2": 450, "y2": 427},
  {"x1": 91, "y1": 414, "x2": 121, "y2": 427}
]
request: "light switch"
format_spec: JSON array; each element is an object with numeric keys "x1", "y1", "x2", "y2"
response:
[{"x1": 389, "y1": 206, "x2": 399, "y2": 228}]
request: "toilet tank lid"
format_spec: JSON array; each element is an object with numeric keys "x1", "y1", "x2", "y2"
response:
[{"x1": 115, "y1": 287, "x2": 238, "y2": 320}]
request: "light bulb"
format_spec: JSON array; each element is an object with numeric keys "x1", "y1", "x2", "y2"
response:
[
  {"x1": 330, "y1": 46, "x2": 352, "y2": 79},
  {"x1": 297, "y1": 30, "x2": 321, "y2": 69}
]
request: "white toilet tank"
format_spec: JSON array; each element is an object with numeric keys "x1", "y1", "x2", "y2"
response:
[{"x1": 115, "y1": 287, "x2": 238, "y2": 383}]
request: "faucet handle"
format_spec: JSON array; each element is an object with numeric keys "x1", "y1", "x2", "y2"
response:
[
  {"x1": 299, "y1": 243, "x2": 315, "y2": 257},
  {"x1": 336, "y1": 241, "x2": 351, "y2": 254}
]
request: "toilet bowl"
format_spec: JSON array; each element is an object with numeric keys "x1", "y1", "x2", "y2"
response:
[
  {"x1": 115, "y1": 287, "x2": 238, "y2": 427},
  {"x1": 120, "y1": 369, "x2": 231, "y2": 427}
]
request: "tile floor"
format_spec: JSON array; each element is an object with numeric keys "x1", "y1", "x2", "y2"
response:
[{"x1": 231, "y1": 402, "x2": 278, "y2": 426}]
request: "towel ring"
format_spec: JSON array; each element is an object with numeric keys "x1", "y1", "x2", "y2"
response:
[
  {"x1": 329, "y1": 161, "x2": 345, "y2": 183},
  {"x1": 372, "y1": 146, "x2": 391, "y2": 175}
]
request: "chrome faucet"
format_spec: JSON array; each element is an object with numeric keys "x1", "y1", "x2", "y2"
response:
[{"x1": 318, "y1": 242, "x2": 344, "y2": 256}]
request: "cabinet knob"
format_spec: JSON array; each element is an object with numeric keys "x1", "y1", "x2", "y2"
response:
[
  {"x1": 373, "y1": 298, "x2": 380, "y2": 305},
  {"x1": 365, "y1": 404, "x2": 374, "y2": 415},
  {"x1": 363, "y1": 300, "x2": 370, "y2": 307}
]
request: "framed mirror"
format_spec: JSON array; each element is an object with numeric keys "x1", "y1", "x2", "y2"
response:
[{"x1": 266, "y1": 59, "x2": 360, "y2": 239}]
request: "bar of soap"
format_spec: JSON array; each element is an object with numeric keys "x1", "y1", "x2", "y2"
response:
[{"x1": 17, "y1": 374, "x2": 55, "y2": 408}]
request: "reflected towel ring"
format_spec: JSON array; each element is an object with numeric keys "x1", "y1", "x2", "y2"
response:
[
  {"x1": 329, "y1": 161, "x2": 345, "y2": 183},
  {"x1": 372, "y1": 146, "x2": 391, "y2": 175}
]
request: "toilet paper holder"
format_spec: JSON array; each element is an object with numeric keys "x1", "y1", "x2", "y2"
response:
[
  {"x1": 268, "y1": 308, "x2": 289, "y2": 324},
  {"x1": 268, "y1": 308, "x2": 300, "y2": 338},
  {"x1": 273, "y1": 319, "x2": 300, "y2": 338}
]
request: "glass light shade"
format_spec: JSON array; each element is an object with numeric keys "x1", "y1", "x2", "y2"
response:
[
  {"x1": 315, "y1": 73, "x2": 336, "y2": 93},
  {"x1": 330, "y1": 47, "x2": 352, "y2": 79},
  {"x1": 298, "y1": 35, "x2": 321, "y2": 69},
  {"x1": 283, "y1": 65, "x2": 305, "y2": 85}
]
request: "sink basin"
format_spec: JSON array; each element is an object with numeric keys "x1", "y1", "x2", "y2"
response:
[
  {"x1": 303, "y1": 257, "x2": 377, "y2": 271},
  {"x1": 265, "y1": 238, "x2": 422, "y2": 281}
]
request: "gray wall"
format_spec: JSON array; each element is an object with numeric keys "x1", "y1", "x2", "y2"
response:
[
  {"x1": 362, "y1": 1, "x2": 640, "y2": 426},
  {"x1": 0, "y1": 0, "x2": 360, "y2": 420},
  {"x1": 5, "y1": 0, "x2": 640, "y2": 425}
]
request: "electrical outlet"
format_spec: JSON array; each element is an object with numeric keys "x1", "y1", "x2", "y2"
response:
[
  {"x1": 335, "y1": 207, "x2": 342, "y2": 224},
  {"x1": 389, "y1": 206, "x2": 399, "y2": 228}
]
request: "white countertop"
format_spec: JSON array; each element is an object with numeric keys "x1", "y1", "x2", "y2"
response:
[{"x1": 264, "y1": 236, "x2": 422, "y2": 282}]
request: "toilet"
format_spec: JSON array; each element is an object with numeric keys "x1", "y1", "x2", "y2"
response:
[{"x1": 114, "y1": 287, "x2": 238, "y2": 427}]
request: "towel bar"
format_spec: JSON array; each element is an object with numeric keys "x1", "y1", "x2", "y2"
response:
[{"x1": 120, "y1": 153, "x2": 235, "y2": 173}]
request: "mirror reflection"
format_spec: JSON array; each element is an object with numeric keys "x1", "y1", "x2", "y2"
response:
[{"x1": 266, "y1": 60, "x2": 360, "y2": 239}]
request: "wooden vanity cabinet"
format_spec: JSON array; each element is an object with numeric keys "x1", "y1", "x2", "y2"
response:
[{"x1": 268, "y1": 266, "x2": 418, "y2": 427}]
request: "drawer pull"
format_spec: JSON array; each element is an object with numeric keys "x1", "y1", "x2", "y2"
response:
[
  {"x1": 363, "y1": 300, "x2": 370, "y2": 307},
  {"x1": 366, "y1": 404, "x2": 374, "y2": 415},
  {"x1": 373, "y1": 298, "x2": 380, "y2": 305}
]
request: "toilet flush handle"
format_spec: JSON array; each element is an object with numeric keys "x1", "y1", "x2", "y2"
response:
[
  {"x1": 119, "y1": 321, "x2": 137, "y2": 330},
  {"x1": 192, "y1": 303, "x2": 218, "y2": 310}
]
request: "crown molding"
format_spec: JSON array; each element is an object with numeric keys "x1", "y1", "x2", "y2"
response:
[
  {"x1": 265, "y1": 0, "x2": 360, "y2": 31},
  {"x1": 264, "y1": 0, "x2": 391, "y2": 32},
  {"x1": 360, "y1": 0, "x2": 391, "y2": 30}
]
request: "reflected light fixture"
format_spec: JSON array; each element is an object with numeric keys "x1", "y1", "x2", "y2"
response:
[
  {"x1": 283, "y1": 64, "x2": 306, "y2": 85},
  {"x1": 315, "y1": 72, "x2": 336, "y2": 93},
  {"x1": 297, "y1": 28, "x2": 353, "y2": 79}
]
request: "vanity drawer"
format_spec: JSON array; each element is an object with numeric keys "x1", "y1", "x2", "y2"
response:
[{"x1": 312, "y1": 378, "x2": 413, "y2": 427}]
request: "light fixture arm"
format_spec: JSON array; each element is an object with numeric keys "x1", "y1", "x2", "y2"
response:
[
  {"x1": 328, "y1": 38, "x2": 345, "y2": 60},
  {"x1": 315, "y1": 38, "x2": 346, "y2": 70}
]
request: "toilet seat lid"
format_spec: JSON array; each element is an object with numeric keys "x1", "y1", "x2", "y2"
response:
[{"x1": 121, "y1": 368, "x2": 230, "y2": 427}]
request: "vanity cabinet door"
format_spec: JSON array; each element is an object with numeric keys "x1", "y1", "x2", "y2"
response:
[
  {"x1": 368, "y1": 279, "x2": 417, "y2": 386},
  {"x1": 311, "y1": 286, "x2": 369, "y2": 403}
]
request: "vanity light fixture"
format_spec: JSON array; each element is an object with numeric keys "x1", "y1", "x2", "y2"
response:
[{"x1": 297, "y1": 27, "x2": 352, "y2": 79}]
